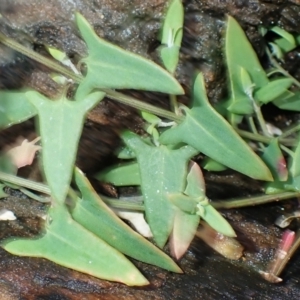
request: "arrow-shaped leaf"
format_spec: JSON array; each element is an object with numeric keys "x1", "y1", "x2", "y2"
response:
[
  {"x1": 75, "y1": 13, "x2": 184, "y2": 99},
  {"x1": 72, "y1": 168, "x2": 181, "y2": 273},
  {"x1": 2, "y1": 205, "x2": 148, "y2": 286},
  {"x1": 160, "y1": 73, "x2": 272, "y2": 181},
  {"x1": 27, "y1": 90, "x2": 105, "y2": 202},
  {"x1": 122, "y1": 131, "x2": 198, "y2": 248}
]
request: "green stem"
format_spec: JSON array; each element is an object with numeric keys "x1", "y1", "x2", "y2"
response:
[
  {"x1": 19, "y1": 187, "x2": 51, "y2": 203},
  {"x1": 236, "y1": 129, "x2": 296, "y2": 147},
  {"x1": 0, "y1": 33, "x2": 83, "y2": 83},
  {"x1": 280, "y1": 144, "x2": 294, "y2": 158},
  {"x1": 0, "y1": 172, "x2": 51, "y2": 194},
  {"x1": 100, "y1": 196, "x2": 145, "y2": 211},
  {"x1": 246, "y1": 116, "x2": 264, "y2": 150},
  {"x1": 169, "y1": 94, "x2": 179, "y2": 115},
  {"x1": 0, "y1": 32, "x2": 181, "y2": 122},
  {"x1": 2, "y1": 172, "x2": 298, "y2": 211},
  {"x1": 212, "y1": 191, "x2": 300, "y2": 209},
  {"x1": 280, "y1": 122, "x2": 300, "y2": 138},
  {"x1": 102, "y1": 89, "x2": 182, "y2": 122},
  {"x1": 247, "y1": 116, "x2": 259, "y2": 135},
  {"x1": 0, "y1": 172, "x2": 145, "y2": 210},
  {"x1": 253, "y1": 100, "x2": 271, "y2": 137}
]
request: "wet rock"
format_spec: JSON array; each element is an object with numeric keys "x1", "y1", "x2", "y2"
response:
[{"x1": 1, "y1": 1, "x2": 300, "y2": 299}]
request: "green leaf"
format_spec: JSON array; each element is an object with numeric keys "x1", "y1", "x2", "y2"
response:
[
  {"x1": 227, "y1": 98, "x2": 254, "y2": 115},
  {"x1": 160, "y1": 0, "x2": 184, "y2": 47},
  {"x1": 168, "y1": 193, "x2": 198, "y2": 214},
  {"x1": 200, "y1": 205, "x2": 236, "y2": 237},
  {"x1": 160, "y1": 46, "x2": 181, "y2": 74},
  {"x1": 0, "y1": 154, "x2": 17, "y2": 175},
  {"x1": 271, "y1": 26, "x2": 296, "y2": 51},
  {"x1": 141, "y1": 111, "x2": 161, "y2": 124},
  {"x1": 95, "y1": 161, "x2": 141, "y2": 186},
  {"x1": 290, "y1": 138, "x2": 300, "y2": 178},
  {"x1": 185, "y1": 162, "x2": 235, "y2": 237},
  {"x1": 0, "y1": 183, "x2": 7, "y2": 198},
  {"x1": 0, "y1": 90, "x2": 37, "y2": 129},
  {"x1": 116, "y1": 146, "x2": 136, "y2": 159},
  {"x1": 46, "y1": 46, "x2": 67, "y2": 62},
  {"x1": 269, "y1": 42, "x2": 284, "y2": 60},
  {"x1": 254, "y1": 78, "x2": 293, "y2": 104},
  {"x1": 2, "y1": 205, "x2": 148, "y2": 286},
  {"x1": 160, "y1": 73, "x2": 273, "y2": 181},
  {"x1": 158, "y1": 0, "x2": 184, "y2": 73},
  {"x1": 273, "y1": 91, "x2": 300, "y2": 111},
  {"x1": 202, "y1": 157, "x2": 227, "y2": 172},
  {"x1": 240, "y1": 67, "x2": 254, "y2": 98},
  {"x1": 27, "y1": 90, "x2": 105, "y2": 202},
  {"x1": 261, "y1": 139, "x2": 288, "y2": 181},
  {"x1": 170, "y1": 208, "x2": 199, "y2": 259},
  {"x1": 274, "y1": 38, "x2": 295, "y2": 54},
  {"x1": 225, "y1": 16, "x2": 268, "y2": 124},
  {"x1": 75, "y1": 13, "x2": 184, "y2": 99},
  {"x1": 185, "y1": 161, "x2": 206, "y2": 196},
  {"x1": 122, "y1": 131, "x2": 198, "y2": 248},
  {"x1": 72, "y1": 168, "x2": 181, "y2": 273}
]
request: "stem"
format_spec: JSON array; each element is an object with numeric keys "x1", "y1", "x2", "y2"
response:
[
  {"x1": 280, "y1": 144, "x2": 294, "y2": 158},
  {"x1": 102, "y1": 89, "x2": 182, "y2": 122},
  {"x1": 0, "y1": 172, "x2": 51, "y2": 194},
  {"x1": 169, "y1": 94, "x2": 179, "y2": 115},
  {"x1": 212, "y1": 191, "x2": 300, "y2": 209},
  {"x1": 280, "y1": 122, "x2": 300, "y2": 138},
  {"x1": 253, "y1": 100, "x2": 271, "y2": 137},
  {"x1": 0, "y1": 32, "x2": 83, "y2": 83},
  {"x1": 19, "y1": 187, "x2": 51, "y2": 203},
  {"x1": 246, "y1": 116, "x2": 264, "y2": 150},
  {"x1": 236, "y1": 129, "x2": 296, "y2": 147},
  {"x1": 0, "y1": 172, "x2": 144, "y2": 210},
  {"x1": 1, "y1": 172, "x2": 298, "y2": 212},
  {"x1": 100, "y1": 196, "x2": 145, "y2": 211},
  {"x1": 247, "y1": 116, "x2": 259, "y2": 135}
]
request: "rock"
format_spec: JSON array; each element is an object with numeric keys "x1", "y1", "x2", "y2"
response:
[{"x1": 1, "y1": 1, "x2": 300, "y2": 299}]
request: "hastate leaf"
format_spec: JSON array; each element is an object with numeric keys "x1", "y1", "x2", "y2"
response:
[
  {"x1": 122, "y1": 131, "x2": 198, "y2": 248},
  {"x1": 73, "y1": 168, "x2": 181, "y2": 273},
  {"x1": 160, "y1": 73, "x2": 273, "y2": 181},
  {"x1": 27, "y1": 90, "x2": 105, "y2": 202},
  {"x1": 2, "y1": 205, "x2": 148, "y2": 286},
  {"x1": 75, "y1": 13, "x2": 184, "y2": 99}
]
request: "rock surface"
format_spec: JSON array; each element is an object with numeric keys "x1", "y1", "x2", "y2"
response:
[{"x1": 0, "y1": 0, "x2": 300, "y2": 299}]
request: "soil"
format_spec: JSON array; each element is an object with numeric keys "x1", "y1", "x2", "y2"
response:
[{"x1": 0, "y1": 0, "x2": 300, "y2": 299}]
